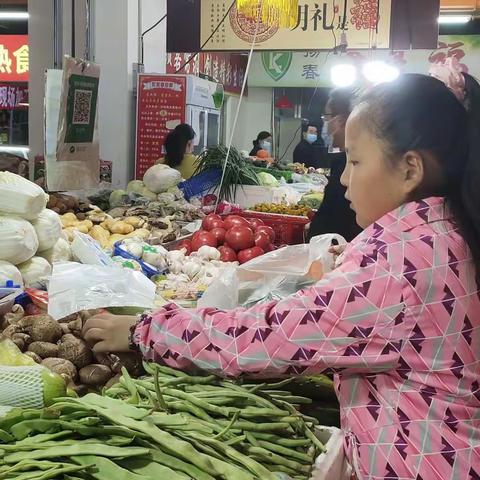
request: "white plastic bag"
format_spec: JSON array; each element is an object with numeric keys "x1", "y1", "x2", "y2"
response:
[
  {"x1": 47, "y1": 262, "x2": 156, "y2": 320},
  {"x1": 71, "y1": 232, "x2": 116, "y2": 267},
  {"x1": 198, "y1": 234, "x2": 345, "y2": 310}
]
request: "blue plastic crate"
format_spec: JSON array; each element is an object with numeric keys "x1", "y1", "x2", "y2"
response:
[{"x1": 179, "y1": 168, "x2": 222, "y2": 200}]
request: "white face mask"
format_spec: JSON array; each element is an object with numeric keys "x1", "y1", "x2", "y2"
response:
[
  {"x1": 321, "y1": 122, "x2": 332, "y2": 148},
  {"x1": 260, "y1": 140, "x2": 272, "y2": 154}
]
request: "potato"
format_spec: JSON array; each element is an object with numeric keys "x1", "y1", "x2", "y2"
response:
[
  {"x1": 28, "y1": 341, "x2": 59, "y2": 359},
  {"x1": 79, "y1": 364, "x2": 113, "y2": 386},
  {"x1": 42, "y1": 357, "x2": 77, "y2": 382},
  {"x1": 123, "y1": 216, "x2": 144, "y2": 229},
  {"x1": 61, "y1": 213, "x2": 78, "y2": 228},
  {"x1": 89, "y1": 225, "x2": 111, "y2": 248},
  {"x1": 57, "y1": 334, "x2": 93, "y2": 369},
  {"x1": 127, "y1": 228, "x2": 150, "y2": 241},
  {"x1": 17, "y1": 315, "x2": 62, "y2": 343},
  {"x1": 108, "y1": 234, "x2": 127, "y2": 248},
  {"x1": 109, "y1": 221, "x2": 134, "y2": 235}
]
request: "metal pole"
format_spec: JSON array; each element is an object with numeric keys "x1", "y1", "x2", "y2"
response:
[
  {"x1": 138, "y1": 0, "x2": 143, "y2": 64},
  {"x1": 53, "y1": 0, "x2": 63, "y2": 68},
  {"x1": 71, "y1": 0, "x2": 76, "y2": 57},
  {"x1": 85, "y1": 0, "x2": 91, "y2": 60}
]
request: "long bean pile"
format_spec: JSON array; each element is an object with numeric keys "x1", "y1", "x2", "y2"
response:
[{"x1": 0, "y1": 363, "x2": 324, "y2": 479}]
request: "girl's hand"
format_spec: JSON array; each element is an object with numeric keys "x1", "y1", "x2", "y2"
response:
[
  {"x1": 307, "y1": 260, "x2": 324, "y2": 281},
  {"x1": 329, "y1": 243, "x2": 348, "y2": 260},
  {"x1": 83, "y1": 313, "x2": 137, "y2": 353}
]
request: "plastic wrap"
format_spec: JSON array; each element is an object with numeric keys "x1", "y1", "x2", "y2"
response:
[
  {"x1": 199, "y1": 234, "x2": 345, "y2": 309},
  {"x1": 47, "y1": 262, "x2": 156, "y2": 320}
]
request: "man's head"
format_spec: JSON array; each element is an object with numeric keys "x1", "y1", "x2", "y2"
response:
[
  {"x1": 323, "y1": 88, "x2": 356, "y2": 150},
  {"x1": 303, "y1": 124, "x2": 318, "y2": 144}
]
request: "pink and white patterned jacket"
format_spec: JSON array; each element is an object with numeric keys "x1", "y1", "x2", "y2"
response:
[{"x1": 133, "y1": 197, "x2": 480, "y2": 480}]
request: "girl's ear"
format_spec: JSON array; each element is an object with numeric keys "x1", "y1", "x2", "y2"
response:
[{"x1": 400, "y1": 151, "x2": 425, "y2": 196}]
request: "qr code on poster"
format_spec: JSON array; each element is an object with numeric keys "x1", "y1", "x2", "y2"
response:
[{"x1": 72, "y1": 89, "x2": 92, "y2": 125}]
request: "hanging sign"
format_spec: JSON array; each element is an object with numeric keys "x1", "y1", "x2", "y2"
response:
[
  {"x1": 200, "y1": 0, "x2": 392, "y2": 51},
  {"x1": 0, "y1": 84, "x2": 28, "y2": 109},
  {"x1": 0, "y1": 35, "x2": 28, "y2": 82},
  {"x1": 135, "y1": 74, "x2": 187, "y2": 179},
  {"x1": 166, "y1": 52, "x2": 248, "y2": 94},
  {"x1": 248, "y1": 35, "x2": 480, "y2": 88}
]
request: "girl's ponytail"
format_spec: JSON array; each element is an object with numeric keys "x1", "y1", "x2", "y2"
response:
[{"x1": 454, "y1": 73, "x2": 480, "y2": 285}]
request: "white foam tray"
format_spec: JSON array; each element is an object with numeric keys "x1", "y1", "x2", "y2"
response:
[{"x1": 310, "y1": 426, "x2": 350, "y2": 480}]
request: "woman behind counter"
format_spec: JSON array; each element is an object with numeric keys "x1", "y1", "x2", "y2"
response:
[
  {"x1": 158, "y1": 123, "x2": 197, "y2": 179},
  {"x1": 249, "y1": 131, "x2": 272, "y2": 157}
]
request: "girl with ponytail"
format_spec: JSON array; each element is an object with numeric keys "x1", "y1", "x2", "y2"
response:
[{"x1": 86, "y1": 67, "x2": 480, "y2": 479}]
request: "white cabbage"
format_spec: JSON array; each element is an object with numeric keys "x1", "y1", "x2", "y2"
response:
[
  {"x1": 0, "y1": 171, "x2": 49, "y2": 220},
  {"x1": 31, "y1": 209, "x2": 62, "y2": 252},
  {"x1": 18, "y1": 257, "x2": 52, "y2": 288},
  {"x1": 143, "y1": 165, "x2": 182, "y2": 194},
  {"x1": 0, "y1": 261, "x2": 23, "y2": 287},
  {"x1": 0, "y1": 216, "x2": 39, "y2": 265},
  {"x1": 37, "y1": 238, "x2": 72, "y2": 264}
]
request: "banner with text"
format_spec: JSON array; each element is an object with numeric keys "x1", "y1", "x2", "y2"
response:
[
  {"x1": 167, "y1": 52, "x2": 247, "y2": 95},
  {"x1": 0, "y1": 35, "x2": 28, "y2": 82},
  {"x1": 201, "y1": 0, "x2": 391, "y2": 51},
  {"x1": 248, "y1": 36, "x2": 480, "y2": 87}
]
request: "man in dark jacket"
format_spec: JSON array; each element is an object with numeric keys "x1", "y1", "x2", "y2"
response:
[
  {"x1": 292, "y1": 123, "x2": 326, "y2": 168},
  {"x1": 307, "y1": 89, "x2": 362, "y2": 242}
]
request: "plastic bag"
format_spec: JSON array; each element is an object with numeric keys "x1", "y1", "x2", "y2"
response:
[
  {"x1": 47, "y1": 262, "x2": 156, "y2": 320},
  {"x1": 198, "y1": 234, "x2": 345, "y2": 310}
]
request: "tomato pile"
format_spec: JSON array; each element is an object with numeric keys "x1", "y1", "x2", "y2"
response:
[{"x1": 175, "y1": 214, "x2": 276, "y2": 264}]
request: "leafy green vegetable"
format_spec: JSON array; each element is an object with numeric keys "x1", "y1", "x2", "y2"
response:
[{"x1": 194, "y1": 145, "x2": 259, "y2": 202}]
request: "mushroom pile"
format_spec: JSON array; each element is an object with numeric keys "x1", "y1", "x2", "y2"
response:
[{"x1": 0, "y1": 306, "x2": 143, "y2": 394}]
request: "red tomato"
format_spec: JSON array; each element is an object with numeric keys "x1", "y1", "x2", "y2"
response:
[
  {"x1": 256, "y1": 225, "x2": 275, "y2": 243},
  {"x1": 223, "y1": 242, "x2": 233, "y2": 250},
  {"x1": 210, "y1": 227, "x2": 226, "y2": 245},
  {"x1": 191, "y1": 231, "x2": 217, "y2": 251},
  {"x1": 225, "y1": 226, "x2": 255, "y2": 251},
  {"x1": 218, "y1": 246, "x2": 237, "y2": 262},
  {"x1": 210, "y1": 219, "x2": 225, "y2": 231},
  {"x1": 176, "y1": 239, "x2": 192, "y2": 255},
  {"x1": 202, "y1": 214, "x2": 222, "y2": 231},
  {"x1": 224, "y1": 215, "x2": 251, "y2": 231},
  {"x1": 254, "y1": 231, "x2": 271, "y2": 250},
  {"x1": 238, "y1": 247, "x2": 264, "y2": 264},
  {"x1": 265, "y1": 243, "x2": 275, "y2": 252},
  {"x1": 249, "y1": 218, "x2": 265, "y2": 230}
]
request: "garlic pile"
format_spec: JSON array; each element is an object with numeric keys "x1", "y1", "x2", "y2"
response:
[{"x1": 120, "y1": 239, "x2": 235, "y2": 304}]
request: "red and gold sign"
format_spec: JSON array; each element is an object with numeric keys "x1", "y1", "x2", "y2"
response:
[{"x1": 0, "y1": 35, "x2": 28, "y2": 82}]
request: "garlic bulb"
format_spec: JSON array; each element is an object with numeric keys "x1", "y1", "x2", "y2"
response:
[{"x1": 197, "y1": 246, "x2": 220, "y2": 261}]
